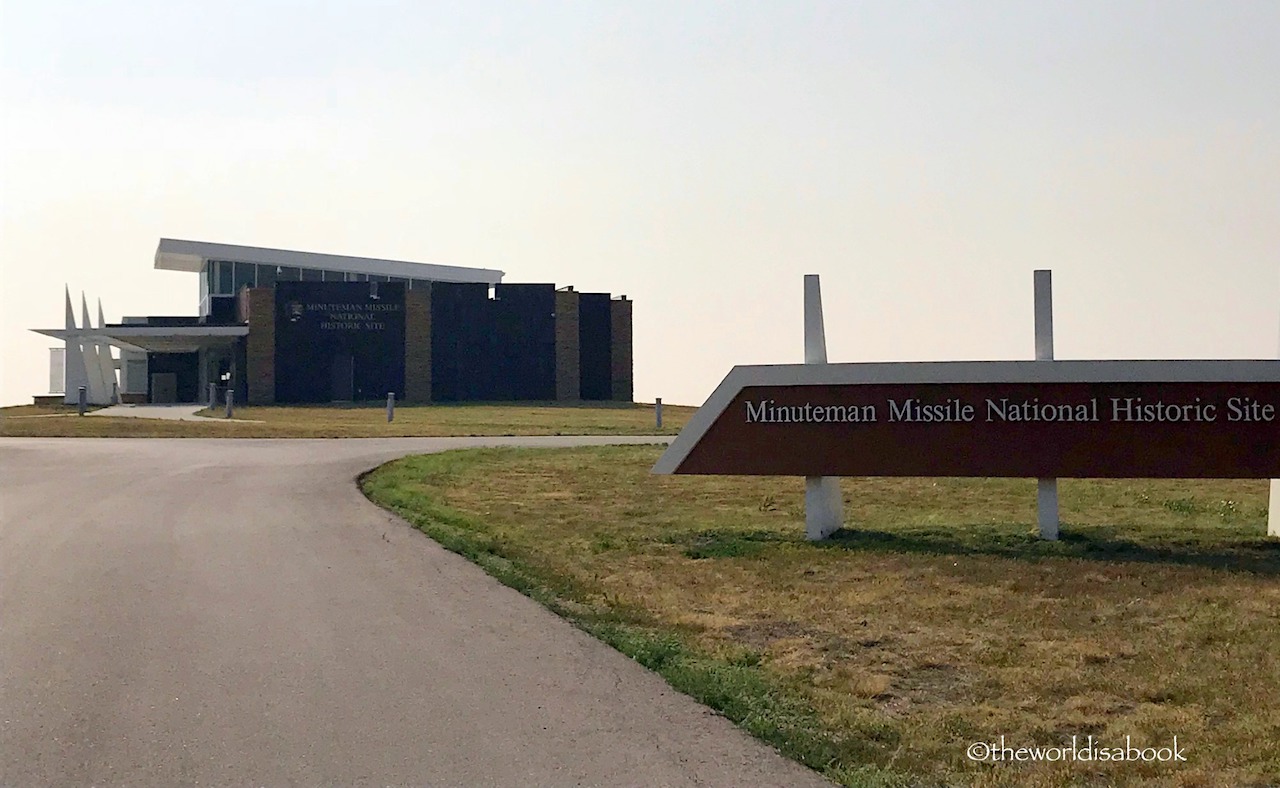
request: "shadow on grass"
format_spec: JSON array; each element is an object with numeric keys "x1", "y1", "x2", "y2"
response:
[
  {"x1": 683, "y1": 528, "x2": 788, "y2": 559},
  {"x1": 821, "y1": 525, "x2": 1280, "y2": 576}
]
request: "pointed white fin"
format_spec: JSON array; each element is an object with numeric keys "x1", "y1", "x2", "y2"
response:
[
  {"x1": 81, "y1": 292, "x2": 108, "y2": 404},
  {"x1": 63, "y1": 286, "x2": 91, "y2": 404},
  {"x1": 97, "y1": 299, "x2": 118, "y2": 401}
]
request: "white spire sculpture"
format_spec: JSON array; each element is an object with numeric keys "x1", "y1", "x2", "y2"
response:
[
  {"x1": 97, "y1": 299, "x2": 118, "y2": 402},
  {"x1": 80, "y1": 293, "x2": 108, "y2": 404},
  {"x1": 62, "y1": 286, "x2": 91, "y2": 405}
]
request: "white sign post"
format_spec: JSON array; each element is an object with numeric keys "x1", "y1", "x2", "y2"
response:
[
  {"x1": 1035, "y1": 270, "x2": 1060, "y2": 540},
  {"x1": 1270, "y1": 475, "x2": 1279, "y2": 538},
  {"x1": 657, "y1": 273, "x2": 1279, "y2": 543},
  {"x1": 1271, "y1": 312, "x2": 1280, "y2": 537},
  {"x1": 803, "y1": 275, "x2": 844, "y2": 540}
]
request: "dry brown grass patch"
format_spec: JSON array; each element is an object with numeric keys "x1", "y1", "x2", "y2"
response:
[{"x1": 364, "y1": 444, "x2": 1280, "y2": 786}]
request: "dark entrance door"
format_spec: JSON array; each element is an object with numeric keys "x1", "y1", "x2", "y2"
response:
[
  {"x1": 147, "y1": 352, "x2": 200, "y2": 403},
  {"x1": 330, "y1": 353, "x2": 354, "y2": 401}
]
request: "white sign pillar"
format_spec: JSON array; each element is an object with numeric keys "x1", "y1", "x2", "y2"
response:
[
  {"x1": 1271, "y1": 310, "x2": 1279, "y2": 537},
  {"x1": 803, "y1": 274, "x2": 844, "y2": 540},
  {"x1": 1270, "y1": 473, "x2": 1279, "y2": 538},
  {"x1": 1034, "y1": 270, "x2": 1060, "y2": 540}
]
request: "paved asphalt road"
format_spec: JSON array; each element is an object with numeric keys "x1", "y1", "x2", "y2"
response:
[{"x1": 1, "y1": 437, "x2": 831, "y2": 787}]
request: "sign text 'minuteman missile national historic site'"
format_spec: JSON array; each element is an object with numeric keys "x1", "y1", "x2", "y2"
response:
[{"x1": 653, "y1": 360, "x2": 1280, "y2": 479}]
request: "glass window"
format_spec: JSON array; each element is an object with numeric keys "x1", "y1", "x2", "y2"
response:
[
  {"x1": 301, "y1": 268, "x2": 322, "y2": 281},
  {"x1": 388, "y1": 277, "x2": 407, "y2": 285},
  {"x1": 216, "y1": 261, "x2": 234, "y2": 294},
  {"x1": 233, "y1": 261, "x2": 256, "y2": 291},
  {"x1": 200, "y1": 265, "x2": 209, "y2": 302},
  {"x1": 257, "y1": 264, "x2": 277, "y2": 288},
  {"x1": 369, "y1": 274, "x2": 388, "y2": 282},
  {"x1": 276, "y1": 266, "x2": 299, "y2": 281}
]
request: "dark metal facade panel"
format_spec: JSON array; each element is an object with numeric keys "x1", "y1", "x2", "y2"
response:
[
  {"x1": 236, "y1": 280, "x2": 628, "y2": 404},
  {"x1": 429, "y1": 282, "x2": 493, "y2": 402},
  {"x1": 273, "y1": 281, "x2": 406, "y2": 403},
  {"x1": 493, "y1": 284, "x2": 556, "y2": 401},
  {"x1": 578, "y1": 293, "x2": 613, "y2": 401}
]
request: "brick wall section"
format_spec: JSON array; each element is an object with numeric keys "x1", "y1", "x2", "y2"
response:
[
  {"x1": 554, "y1": 290, "x2": 581, "y2": 401},
  {"x1": 245, "y1": 288, "x2": 275, "y2": 405},
  {"x1": 610, "y1": 297, "x2": 633, "y2": 403},
  {"x1": 404, "y1": 284, "x2": 433, "y2": 402}
]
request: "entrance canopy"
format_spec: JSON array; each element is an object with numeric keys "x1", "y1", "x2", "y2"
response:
[{"x1": 31, "y1": 325, "x2": 247, "y2": 354}]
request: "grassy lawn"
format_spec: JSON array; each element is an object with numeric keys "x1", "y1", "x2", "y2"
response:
[
  {"x1": 0, "y1": 402, "x2": 690, "y2": 438},
  {"x1": 362, "y1": 445, "x2": 1280, "y2": 787}
]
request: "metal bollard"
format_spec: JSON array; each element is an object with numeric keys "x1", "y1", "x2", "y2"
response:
[
  {"x1": 386, "y1": 392, "x2": 395, "y2": 423},
  {"x1": 655, "y1": 397, "x2": 663, "y2": 429},
  {"x1": 224, "y1": 388, "x2": 234, "y2": 419},
  {"x1": 208, "y1": 382, "x2": 217, "y2": 410},
  {"x1": 77, "y1": 386, "x2": 87, "y2": 416}
]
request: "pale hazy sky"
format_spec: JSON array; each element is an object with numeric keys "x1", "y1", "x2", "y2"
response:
[{"x1": 2, "y1": 1, "x2": 1277, "y2": 407}]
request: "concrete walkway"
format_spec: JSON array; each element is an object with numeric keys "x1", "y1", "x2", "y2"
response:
[
  {"x1": 0, "y1": 437, "x2": 831, "y2": 787},
  {"x1": 88, "y1": 403, "x2": 261, "y2": 422}
]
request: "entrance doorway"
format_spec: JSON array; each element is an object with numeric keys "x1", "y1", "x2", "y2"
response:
[
  {"x1": 330, "y1": 353, "x2": 354, "y2": 401},
  {"x1": 147, "y1": 352, "x2": 200, "y2": 402},
  {"x1": 150, "y1": 373, "x2": 178, "y2": 403}
]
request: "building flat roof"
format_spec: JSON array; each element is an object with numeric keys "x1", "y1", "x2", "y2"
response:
[{"x1": 155, "y1": 238, "x2": 505, "y2": 285}]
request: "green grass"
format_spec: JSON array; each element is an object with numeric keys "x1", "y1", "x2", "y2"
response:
[
  {"x1": 362, "y1": 445, "x2": 1280, "y2": 787},
  {"x1": 0, "y1": 401, "x2": 690, "y2": 438}
]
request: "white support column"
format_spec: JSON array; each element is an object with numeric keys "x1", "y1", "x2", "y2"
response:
[
  {"x1": 62, "y1": 286, "x2": 90, "y2": 406},
  {"x1": 1034, "y1": 270, "x2": 1060, "y2": 540},
  {"x1": 803, "y1": 274, "x2": 844, "y2": 540}
]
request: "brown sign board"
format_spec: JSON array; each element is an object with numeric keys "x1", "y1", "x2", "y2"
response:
[{"x1": 653, "y1": 360, "x2": 1280, "y2": 479}]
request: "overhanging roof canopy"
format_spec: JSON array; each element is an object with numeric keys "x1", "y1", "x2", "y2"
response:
[
  {"x1": 32, "y1": 325, "x2": 248, "y2": 354},
  {"x1": 155, "y1": 238, "x2": 505, "y2": 285}
]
